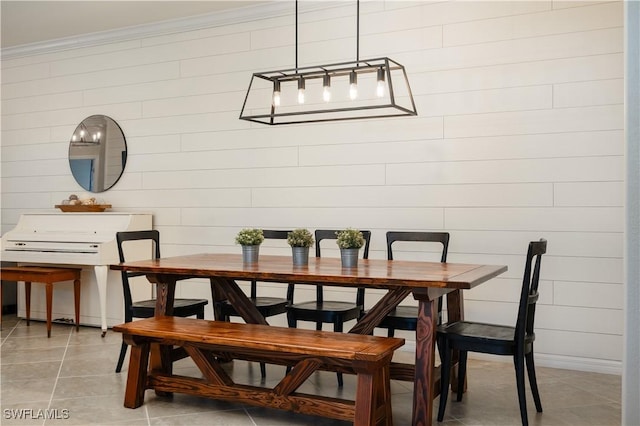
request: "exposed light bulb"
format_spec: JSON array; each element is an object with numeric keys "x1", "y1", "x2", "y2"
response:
[
  {"x1": 272, "y1": 80, "x2": 281, "y2": 107},
  {"x1": 323, "y1": 87, "x2": 331, "y2": 102},
  {"x1": 376, "y1": 68, "x2": 385, "y2": 98},
  {"x1": 297, "y1": 77, "x2": 305, "y2": 104},
  {"x1": 96, "y1": 131, "x2": 101, "y2": 140},
  {"x1": 349, "y1": 71, "x2": 358, "y2": 100},
  {"x1": 79, "y1": 129, "x2": 85, "y2": 138},
  {"x1": 93, "y1": 133, "x2": 97, "y2": 141},
  {"x1": 322, "y1": 74, "x2": 331, "y2": 102},
  {"x1": 72, "y1": 134, "x2": 77, "y2": 141}
]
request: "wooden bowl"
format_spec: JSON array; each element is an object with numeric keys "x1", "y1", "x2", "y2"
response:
[{"x1": 55, "y1": 204, "x2": 112, "y2": 212}]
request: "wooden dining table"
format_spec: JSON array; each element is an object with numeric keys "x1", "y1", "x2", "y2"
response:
[{"x1": 111, "y1": 253, "x2": 507, "y2": 426}]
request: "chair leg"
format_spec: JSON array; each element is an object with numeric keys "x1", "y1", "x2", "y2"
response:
[
  {"x1": 287, "y1": 311, "x2": 296, "y2": 329},
  {"x1": 334, "y1": 319, "x2": 344, "y2": 387},
  {"x1": 285, "y1": 313, "x2": 295, "y2": 375},
  {"x1": 514, "y1": 353, "x2": 529, "y2": 426},
  {"x1": 456, "y1": 350, "x2": 467, "y2": 402},
  {"x1": 259, "y1": 362, "x2": 267, "y2": 379},
  {"x1": 525, "y1": 351, "x2": 543, "y2": 413},
  {"x1": 437, "y1": 338, "x2": 451, "y2": 422},
  {"x1": 387, "y1": 327, "x2": 395, "y2": 338},
  {"x1": 116, "y1": 341, "x2": 129, "y2": 373}
]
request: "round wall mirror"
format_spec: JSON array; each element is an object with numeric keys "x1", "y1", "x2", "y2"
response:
[{"x1": 68, "y1": 115, "x2": 127, "y2": 193}]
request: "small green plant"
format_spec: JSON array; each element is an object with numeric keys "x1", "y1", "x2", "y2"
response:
[
  {"x1": 235, "y1": 228, "x2": 264, "y2": 246},
  {"x1": 287, "y1": 228, "x2": 314, "y2": 248},
  {"x1": 335, "y1": 228, "x2": 365, "y2": 249}
]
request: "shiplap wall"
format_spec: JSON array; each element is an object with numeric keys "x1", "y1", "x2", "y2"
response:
[{"x1": 0, "y1": 0, "x2": 624, "y2": 373}]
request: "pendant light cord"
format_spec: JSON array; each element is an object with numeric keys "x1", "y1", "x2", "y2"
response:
[
  {"x1": 295, "y1": 0, "x2": 298, "y2": 71},
  {"x1": 296, "y1": 0, "x2": 359, "y2": 68},
  {"x1": 356, "y1": 0, "x2": 360, "y2": 65}
]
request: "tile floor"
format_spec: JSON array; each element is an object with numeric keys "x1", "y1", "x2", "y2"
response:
[{"x1": 1, "y1": 316, "x2": 621, "y2": 425}]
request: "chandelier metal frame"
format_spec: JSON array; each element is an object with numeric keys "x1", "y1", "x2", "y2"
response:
[{"x1": 239, "y1": 1, "x2": 417, "y2": 125}]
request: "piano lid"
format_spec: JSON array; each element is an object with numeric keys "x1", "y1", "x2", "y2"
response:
[{"x1": 1, "y1": 212, "x2": 152, "y2": 266}]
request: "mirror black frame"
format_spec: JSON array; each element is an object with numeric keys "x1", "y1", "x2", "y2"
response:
[{"x1": 68, "y1": 115, "x2": 127, "y2": 193}]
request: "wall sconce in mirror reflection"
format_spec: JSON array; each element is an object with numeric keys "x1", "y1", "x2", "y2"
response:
[{"x1": 68, "y1": 115, "x2": 127, "y2": 193}]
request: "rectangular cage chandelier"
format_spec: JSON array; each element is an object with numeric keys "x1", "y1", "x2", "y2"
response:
[{"x1": 239, "y1": 1, "x2": 417, "y2": 125}]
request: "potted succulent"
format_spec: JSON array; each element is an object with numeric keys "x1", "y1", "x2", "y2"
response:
[
  {"x1": 235, "y1": 228, "x2": 264, "y2": 264},
  {"x1": 287, "y1": 228, "x2": 314, "y2": 266},
  {"x1": 335, "y1": 228, "x2": 365, "y2": 268}
]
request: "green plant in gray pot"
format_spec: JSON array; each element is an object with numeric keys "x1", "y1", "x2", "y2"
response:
[
  {"x1": 335, "y1": 228, "x2": 365, "y2": 268},
  {"x1": 235, "y1": 228, "x2": 264, "y2": 264},
  {"x1": 287, "y1": 228, "x2": 314, "y2": 266}
]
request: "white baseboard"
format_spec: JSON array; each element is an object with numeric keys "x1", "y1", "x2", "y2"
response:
[{"x1": 397, "y1": 341, "x2": 622, "y2": 376}]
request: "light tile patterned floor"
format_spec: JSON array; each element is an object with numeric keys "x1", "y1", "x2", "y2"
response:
[{"x1": 0, "y1": 316, "x2": 621, "y2": 425}]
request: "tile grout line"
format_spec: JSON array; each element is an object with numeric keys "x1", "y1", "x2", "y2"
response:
[
  {"x1": 144, "y1": 405, "x2": 151, "y2": 426},
  {"x1": 45, "y1": 326, "x2": 74, "y2": 425},
  {"x1": 244, "y1": 407, "x2": 259, "y2": 426},
  {"x1": 0, "y1": 317, "x2": 20, "y2": 345}
]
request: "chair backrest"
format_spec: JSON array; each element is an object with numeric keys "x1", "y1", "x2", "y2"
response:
[
  {"x1": 515, "y1": 239, "x2": 547, "y2": 347},
  {"x1": 386, "y1": 231, "x2": 449, "y2": 262},
  {"x1": 291, "y1": 229, "x2": 372, "y2": 306},
  {"x1": 253, "y1": 230, "x2": 291, "y2": 299},
  {"x1": 116, "y1": 230, "x2": 160, "y2": 320}
]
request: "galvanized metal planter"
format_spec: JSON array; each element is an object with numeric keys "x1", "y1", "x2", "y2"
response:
[
  {"x1": 291, "y1": 247, "x2": 310, "y2": 266},
  {"x1": 340, "y1": 248, "x2": 360, "y2": 268},
  {"x1": 242, "y1": 245, "x2": 260, "y2": 264}
]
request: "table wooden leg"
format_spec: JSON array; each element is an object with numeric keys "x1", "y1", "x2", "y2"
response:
[
  {"x1": 446, "y1": 290, "x2": 466, "y2": 394},
  {"x1": 211, "y1": 277, "x2": 268, "y2": 325},
  {"x1": 150, "y1": 275, "x2": 176, "y2": 317},
  {"x1": 145, "y1": 274, "x2": 176, "y2": 397},
  {"x1": 349, "y1": 288, "x2": 412, "y2": 336},
  {"x1": 413, "y1": 296, "x2": 437, "y2": 426}
]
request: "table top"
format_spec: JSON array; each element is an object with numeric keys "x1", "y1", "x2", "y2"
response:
[{"x1": 111, "y1": 253, "x2": 507, "y2": 290}]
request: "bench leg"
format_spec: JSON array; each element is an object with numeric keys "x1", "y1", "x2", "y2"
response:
[
  {"x1": 354, "y1": 367, "x2": 393, "y2": 426},
  {"x1": 25, "y1": 282, "x2": 31, "y2": 326},
  {"x1": 379, "y1": 365, "x2": 393, "y2": 426},
  {"x1": 73, "y1": 278, "x2": 81, "y2": 331},
  {"x1": 45, "y1": 282, "x2": 53, "y2": 338},
  {"x1": 123, "y1": 338, "x2": 150, "y2": 409}
]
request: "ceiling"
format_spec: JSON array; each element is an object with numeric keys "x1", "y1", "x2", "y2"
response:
[{"x1": 1, "y1": 1, "x2": 267, "y2": 49}]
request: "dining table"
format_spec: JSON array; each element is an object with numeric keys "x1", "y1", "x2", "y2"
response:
[{"x1": 111, "y1": 253, "x2": 507, "y2": 426}]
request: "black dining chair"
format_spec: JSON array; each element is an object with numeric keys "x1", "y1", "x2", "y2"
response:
[
  {"x1": 286, "y1": 229, "x2": 371, "y2": 386},
  {"x1": 373, "y1": 231, "x2": 449, "y2": 337},
  {"x1": 214, "y1": 229, "x2": 291, "y2": 378},
  {"x1": 115, "y1": 230, "x2": 209, "y2": 373},
  {"x1": 437, "y1": 239, "x2": 547, "y2": 426}
]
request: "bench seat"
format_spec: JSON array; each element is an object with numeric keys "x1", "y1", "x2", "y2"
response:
[
  {"x1": 0, "y1": 266, "x2": 81, "y2": 337},
  {"x1": 114, "y1": 316, "x2": 404, "y2": 426}
]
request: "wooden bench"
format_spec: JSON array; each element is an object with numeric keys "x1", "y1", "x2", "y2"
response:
[
  {"x1": 0, "y1": 266, "x2": 81, "y2": 337},
  {"x1": 114, "y1": 316, "x2": 404, "y2": 426}
]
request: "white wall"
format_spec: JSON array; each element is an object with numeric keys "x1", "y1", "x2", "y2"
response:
[
  {"x1": 0, "y1": 1, "x2": 624, "y2": 373},
  {"x1": 623, "y1": 0, "x2": 640, "y2": 422}
]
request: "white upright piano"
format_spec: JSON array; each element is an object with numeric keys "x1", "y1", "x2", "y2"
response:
[{"x1": 1, "y1": 212, "x2": 152, "y2": 335}]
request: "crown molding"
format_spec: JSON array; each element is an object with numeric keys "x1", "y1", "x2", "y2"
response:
[{"x1": 1, "y1": 2, "x2": 294, "y2": 60}]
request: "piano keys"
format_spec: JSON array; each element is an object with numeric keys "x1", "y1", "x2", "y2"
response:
[{"x1": 1, "y1": 212, "x2": 152, "y2": 335}]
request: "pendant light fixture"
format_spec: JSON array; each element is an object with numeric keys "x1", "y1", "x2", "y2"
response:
[{"x1": 239, "y1": 0, "x2": 417, "y2": 125}]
